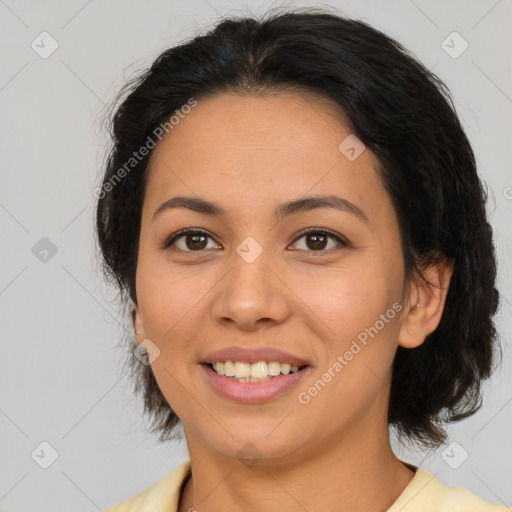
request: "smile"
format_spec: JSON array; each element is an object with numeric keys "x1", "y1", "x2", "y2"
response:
[
  {"x1": 201, "y1": 362, "x2": 311, "y2": 403},
  {"x1": 208, "y1": 360, "x2": 307, "y2": 381}
]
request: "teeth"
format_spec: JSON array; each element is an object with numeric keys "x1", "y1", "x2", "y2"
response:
[
  {"x1": 268, "y1": 361, "x2": 281, "y2": 376},
  {"x1": 234, "y1": 362, "x2": 251, "y2": 378},
  {"x1": 211, "y1": 360, "x2": 303, "y2": 380},
  {"x1": 250, "y1": 361, "x2": 268, "y2": 378},
  {"x1": 224, "y1": 361, "x2": 235, "y2": 377}
]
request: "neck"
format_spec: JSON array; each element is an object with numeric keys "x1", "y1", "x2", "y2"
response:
[{"x1": 178, "y1": 421, "x2": 415, "y2": 512}]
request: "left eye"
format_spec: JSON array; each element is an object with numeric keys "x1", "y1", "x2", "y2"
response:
[
  {"x1": 290, "y1": 229, "x2": 347, "y2": 252},
  {"x1": 163, "y1": 228, "x2": 347, "y2": 253}
]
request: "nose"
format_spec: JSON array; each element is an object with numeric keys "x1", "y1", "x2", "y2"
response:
[{"x1": 211, "y1": 247, "x2": 291, "y2": 331}]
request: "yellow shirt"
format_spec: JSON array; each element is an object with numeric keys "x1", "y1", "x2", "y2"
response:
[{"x1": 104, "y1": 459, "x2": 509, "y2": 511}]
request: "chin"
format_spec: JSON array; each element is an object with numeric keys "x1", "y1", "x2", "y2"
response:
[{"x1": 206, "y1": 424, "x2": 307, "y2": 463}]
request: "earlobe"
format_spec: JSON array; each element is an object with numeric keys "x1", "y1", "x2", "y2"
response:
[
  {"x1": 398, "y1": 257, "x2": 454, "y2": 349},
  {"x1": 132, "y1": 304, "x2": 144, "y2": 344}
]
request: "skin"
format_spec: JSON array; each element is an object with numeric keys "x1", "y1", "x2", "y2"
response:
[{"x1": 132, "y1": 91, "x2": 453, "y2": 512}]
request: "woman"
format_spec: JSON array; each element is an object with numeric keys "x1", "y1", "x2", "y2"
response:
[{"x1": 96, "y1": 7, "x2": 507, "y2": 511}]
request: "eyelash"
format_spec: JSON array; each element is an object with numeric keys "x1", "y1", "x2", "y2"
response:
[{"x1": 163, "y1": 227, "x2": 349, "y2": 254}]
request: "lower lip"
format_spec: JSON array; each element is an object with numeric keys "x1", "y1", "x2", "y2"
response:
[{"x1": 200, "y1": 364, "x2": 311, "y2": 404}]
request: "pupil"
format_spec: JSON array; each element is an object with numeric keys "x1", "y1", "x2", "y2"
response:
[
  {"x1": 307, "y1": 233, "x2": 327, "y2": 250},
  {"x1": 187, "y1": 233, "x2": 207, "y2": 250}
]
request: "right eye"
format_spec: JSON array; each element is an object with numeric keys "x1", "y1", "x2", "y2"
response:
[{"x1": 163, "y1": 228, "x2": 222, "y2": 252}]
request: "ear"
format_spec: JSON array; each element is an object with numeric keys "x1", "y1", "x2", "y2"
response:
[
  {"x1": 132, "y1": 303, "x2": 144, "y2": 345},
  {"x1": 398, "y1": 256, "x2": 454, "y2": 349}
]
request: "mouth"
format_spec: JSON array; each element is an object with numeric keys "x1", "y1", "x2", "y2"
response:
[
  {"x1": 203, "y1": 361, "x2": 309, "y2": 382},
  {"x1": 200, "y1": 361, "x2": 312, "y2": 403}
]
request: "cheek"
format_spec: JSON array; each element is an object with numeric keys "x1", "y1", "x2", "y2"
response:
[
  {"x1": 135, "y1": 263, "x2": 208, "y2": 417},
  {"x1": 135, "y1": 257, "x2": 209, "y2": 353},
  {"x1": 297, "y1": 276, "x2": 401, "y2": 418},
  {"x1": 289, "y1": 258, "x2": 400, "y2": 340},
  {"x1": 292, "y1": 257, "x2": 402, "y2": 388}
]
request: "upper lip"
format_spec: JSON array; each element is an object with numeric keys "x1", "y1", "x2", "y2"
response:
[{"x1": 201, "y1": 346, "x2": 311, "y2": 367}]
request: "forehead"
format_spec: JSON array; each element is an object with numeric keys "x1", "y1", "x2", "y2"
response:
[
  {"x1": 143, "y1": 92, "x2": 393, "y2": 227},
  {"x1": 148, "y1": 91, "x2": 351, "y2": 165}
]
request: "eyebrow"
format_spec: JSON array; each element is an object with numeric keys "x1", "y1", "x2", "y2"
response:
[{"x1": 152, "y1": 194, "x2": 368, "y2": 223}]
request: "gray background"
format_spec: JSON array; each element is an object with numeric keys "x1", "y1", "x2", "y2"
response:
[{"x1": 0, "y1": 0, "x2": 511, "y2": 510}]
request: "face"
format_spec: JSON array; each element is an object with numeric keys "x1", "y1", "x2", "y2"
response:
[{"x1": 134, "y1": 91, "x2": 410, "y2": 462}]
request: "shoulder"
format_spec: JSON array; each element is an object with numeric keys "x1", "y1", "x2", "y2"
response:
[
  {"x1": 104, "y1": 459, "x2": 191, "y2": 512},
  {"x1": 438, "y1": 483, "x2": 510, "y2": 512},
  {"x1": 388, "y1": 467, "x2": 510, "y2": 512}
]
